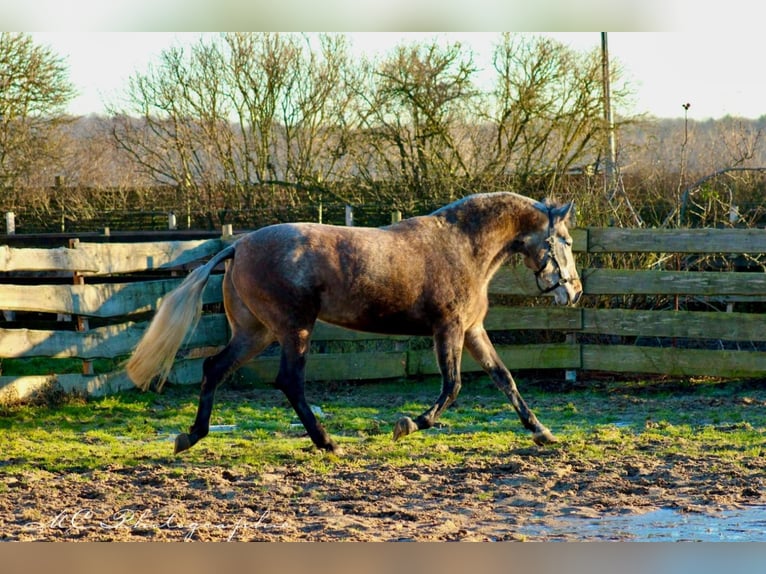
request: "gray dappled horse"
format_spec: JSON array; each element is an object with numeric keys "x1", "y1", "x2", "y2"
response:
[{"x1": 127, "y1": 192, "x2": 582, "y2": 455}]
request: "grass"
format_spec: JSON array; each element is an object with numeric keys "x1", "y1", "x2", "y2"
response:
[{"x1": 1, "y1": 373, "x2": 765, "y2": 475}]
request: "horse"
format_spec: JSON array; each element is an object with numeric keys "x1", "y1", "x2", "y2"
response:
[{"x1": 126, "y1": 192, "x2": 582, "y2": 455}]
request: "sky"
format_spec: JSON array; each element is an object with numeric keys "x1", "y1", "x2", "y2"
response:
[{"x1": 27, "y1": 31, "x2": 766, "y2": 121}]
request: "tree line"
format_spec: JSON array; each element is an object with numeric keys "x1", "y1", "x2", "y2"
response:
[{"x1": 1, "y1": 32, "x2": 765, "y2": 233}]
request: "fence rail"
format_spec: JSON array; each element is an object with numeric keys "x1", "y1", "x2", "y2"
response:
[{"x1": 1, "y1": 226, "x2": 765, "y2": 402}]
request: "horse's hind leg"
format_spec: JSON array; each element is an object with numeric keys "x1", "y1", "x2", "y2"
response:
[
  {"x1": 175, "y1": 271, "x2": 274, "y2": 454},
  {"x1": 393, "y1": 323, "x2": 464, "y2": 440},
  {"x1": 464, "y1": 325, "x2": 556, "y2": 445},
  {"x1": 275, "y1": 328, "x2": 341, "y2": 454}
]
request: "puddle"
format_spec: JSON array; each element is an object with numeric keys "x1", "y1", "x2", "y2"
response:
[{"x1": 519, "y1": 506, "x2": 766, "y2": 541}]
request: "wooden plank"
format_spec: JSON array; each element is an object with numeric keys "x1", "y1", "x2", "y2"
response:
[
  {"x1": 0, "y1": 357, "x2": 206, "y2": 401},
  {"x1": 310, "y1": 309, "x2": 580, "y2": 342},
  {"x1": 58, "y1": 372, "x2": 137, "y2": 397},
  {"x1": 0, "y1": 275, "x2": 223, "y2": 317},
  {"x1": 581, "y1": 308, "x2": 766, "y2": 342},
  {"x1": 581, "y1": 268, "x2": 766, "y2": 296},
  {"x1": 74, "y1": 239, "x2": 227, "y2": 275},
  {"x1": 0, "y1": 245, "x2": 99, "y2": 273},
  {"x1": 581, "y1": 344, "x2": 766, "y2": 377},
  {"x1": 0, "y1": 373, "x2": 115, "y2": 402},
  {"x1": 238, "y1": 351, "x2": 408, "y2": 383},
  {"x1": 312, "y1": 321, "x2": 412, "y2": 341},
  {"x1": 0, "y1": 374, "x2": 58, "y2": 403},
  {"x1": 0, "y1": 314, "x2": 228, "y2": 359},
  {"x1": 311, "y1": 307, "x2": 582, "y2": 338},
  {"x1": 484, "y1": 306, "x2": 582, "y2": 331},
  {"x1": 571, "y1": 228, "x2": 588, "y2": 252},
  {"x1": 407, "y1": 343, "x2": 581, "y2": 376},
  {"x1": 587, "y1": 228, "x2": 766, "y2": 254},
  {"x1": 0, "y1": 239, "x2": 225, "y2": 274},
  {"x1": 489, "y1": 265, "x2": 549, "y2": 297}
]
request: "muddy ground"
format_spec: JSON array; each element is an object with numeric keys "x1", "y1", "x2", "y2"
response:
[{"x1": 2, "y1": 379, "x2": 765, "y2": 541}]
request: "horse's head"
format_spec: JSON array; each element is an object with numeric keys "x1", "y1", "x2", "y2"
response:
[{"x1": 519, "y1": 200, "x2": 583, "y2": 306}]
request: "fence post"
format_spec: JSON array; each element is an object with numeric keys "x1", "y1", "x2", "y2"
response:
[
  {"x1": 168, "y1": 211, "x2": 177, "y2": 230},
  {"x1": 69, "y1": 238, "x2": 94, "y2": 376},
  {"x1": 345, "y1": 205, "x2": 354, "y2": 226},
  {"x1": 1, "y1": 214, "x2": 15, "y2": 318},
  {"x1": 565, "y1": 332, "x2": 578, "y2": 383},
  {"x1": 222, "y1": 224, "x2": 233, "y2": 239},
  {"x1": 55, "y1": 176, "x2": 65, "y2": 232},
  {"x1": 565, "y1": 230, "x2": 587, "y2": 384},
  {"x1": 391, "y1": 210, "x2": 402, "y2": 224}
]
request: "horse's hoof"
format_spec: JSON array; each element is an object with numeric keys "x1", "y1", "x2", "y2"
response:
[
  {"x1": 532, "y1": 428, "x2": 558, "y2": 446},
  {"x1": 174, "y1": 433, "x2": 192, "y2": 454},
  {"x1": 326, "y1": 442, "x2": 344, "y2": 456},
  {"x1": 393, "y1": 417, "x2": 418, "y2": 441}
]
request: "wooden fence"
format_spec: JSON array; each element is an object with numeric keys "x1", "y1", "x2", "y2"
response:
[{"x1": 1, "y1": 227, "x2": 765, "y2": 402}]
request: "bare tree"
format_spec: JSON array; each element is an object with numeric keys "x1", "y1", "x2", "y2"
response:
[
  {"x1": 352, "y1": 40, "x2": 477, "y2": 205},
  {"x1": 276, "y1": 34, "x2": 362, "y2": 203},
  {"x1": 109, "y1": 33, "x2": 637, "y2": 224},
  {"x1": 110, "y1": 33, "x2": 362, "y2": 223},
  {"x1": 110, "y1": 44, "x2": 221, "y2": 220},
  {"x1": 350, "y1": 34, "x2": 629, "y2": 211},
  {"x1": 480, "y1": 34, "x2": 612, "y2": 196},
  {"x1": 0, "y1": 33, "x2": 75, "y2": 198}
]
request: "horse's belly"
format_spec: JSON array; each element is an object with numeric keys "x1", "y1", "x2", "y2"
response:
[{"x1": 319, "y1": 308, "x2": 432, "y2": 337}]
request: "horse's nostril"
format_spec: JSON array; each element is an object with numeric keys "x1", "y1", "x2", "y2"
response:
[{"x1": 572, "y1": 290, "x2": 583, "y2": 304}]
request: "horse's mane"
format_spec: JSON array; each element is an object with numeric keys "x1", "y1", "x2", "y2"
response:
[{"x1": 431, "y1": 192, "x2": 556, "y2": 234}]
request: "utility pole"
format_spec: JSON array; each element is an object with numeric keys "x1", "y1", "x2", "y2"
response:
[{"x1": 601, "y1": 32, "x2": 618, "y2": 199}]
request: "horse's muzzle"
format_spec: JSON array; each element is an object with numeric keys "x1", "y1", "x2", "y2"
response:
[
  {"x1": 566, "y1": 278, "x2": 583, "y2": 305},
  {"x1": 553, "y1": 278, "x2": 582, "y2": 306}
]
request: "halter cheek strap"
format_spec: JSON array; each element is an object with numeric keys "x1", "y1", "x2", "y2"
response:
[
  {"x1": 535, "y1": 251, "x2": 570, "y2": 293},
  {"x1": 534, "y1": 223, "x2": 571, "y2": 294}
]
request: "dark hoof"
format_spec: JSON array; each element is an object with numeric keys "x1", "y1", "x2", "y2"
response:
[
  {"x1": 326, "y1": 442, "x2": 344, "y2": 456},
  {"x1": 532, "y1": 428, "x2": 558, "y2": 446},
  {"x1": 174, "y1": 432, "x2": 192, "y2": 454},
  {"x1": 393, "y1": 416, "x2": 418, "y2": 441}
]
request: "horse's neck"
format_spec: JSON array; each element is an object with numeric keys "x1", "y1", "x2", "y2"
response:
[
  {"x1": 427, "y1": 194, "x2": 547, "y2": 273},
  {"x1": 473, "y1": 198, "x2": 544, "y2": 253}
]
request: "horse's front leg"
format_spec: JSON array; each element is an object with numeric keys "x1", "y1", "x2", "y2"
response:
[
  {"x1": 393, "y1": 323, "x2": 463, "y2": 440},
  {"x1": 464, "y1": 325, "x2": 556, "y2": 445}
]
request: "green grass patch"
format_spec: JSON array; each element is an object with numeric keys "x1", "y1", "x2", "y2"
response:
[{"x1": 1, "y1": 374, "x2": 764, "y2": 475}]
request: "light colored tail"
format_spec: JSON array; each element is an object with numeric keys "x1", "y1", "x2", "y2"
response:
[{"x1": 126, "y1": 245, "x2": 236, "y2": 391}]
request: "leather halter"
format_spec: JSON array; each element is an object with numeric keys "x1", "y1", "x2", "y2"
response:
[{"x1": 533, "y1": 211, "x2": 572, "y2": 295}]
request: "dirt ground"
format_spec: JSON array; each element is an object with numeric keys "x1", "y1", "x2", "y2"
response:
[
  {"x1": 2, "y1": 448, "x2": 763, "y2": 542},
  {"x1": 2, "y1": 381, "x2": 765, "y2": 542}
]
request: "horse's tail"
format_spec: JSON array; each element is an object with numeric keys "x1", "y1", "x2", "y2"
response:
[{"x1": 126, "y1": 244, "x2": 237, "y2": 392}]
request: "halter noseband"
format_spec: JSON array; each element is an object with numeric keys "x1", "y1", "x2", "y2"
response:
[{"x1": 533, "y1": 209, "x2": 571, "y2": 295}]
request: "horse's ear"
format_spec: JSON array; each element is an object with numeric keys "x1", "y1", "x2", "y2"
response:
[
  {"x1": 532, "y1": 200, "x2": 549, "y2": 214},
  {"x1": 551, "y1": 201, "x2": 575, "y2": 224}
]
